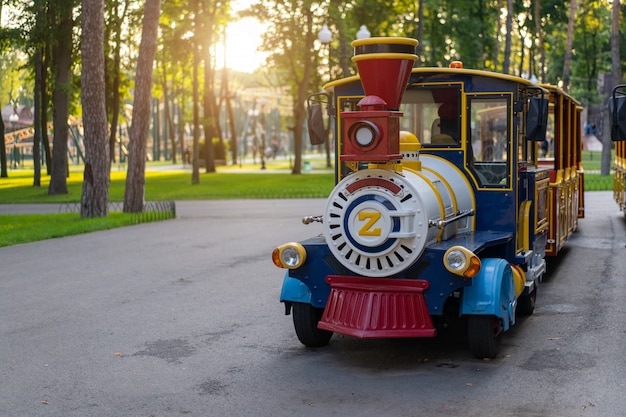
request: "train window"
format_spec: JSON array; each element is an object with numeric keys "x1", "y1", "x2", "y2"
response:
[
  {"x1": 468, "y1": 96, "x2": 510, "y2": 187},
  {"x1": 400, "y1": 85, "x2": 461, "y2": 147}
]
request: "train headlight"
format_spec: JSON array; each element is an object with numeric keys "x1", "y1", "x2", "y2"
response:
[
  {"x1": 350, "y1": 121, "x2": 380, "y2": 148},
  {"x1": 272, "y1": 243, "x2": 307, "y2": 269},
  {"x1": 444, "y1": 246, "x2": 481, "y2": 278}
]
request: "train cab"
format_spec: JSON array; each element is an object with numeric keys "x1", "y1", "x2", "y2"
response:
[{"x1": 324, "y1": 60, "x2": 553, "y2": 292}]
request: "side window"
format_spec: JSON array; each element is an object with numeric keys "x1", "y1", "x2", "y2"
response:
[
  {"x1": 400, "y1": 86, "x2": 461, "y2": 147},
  {"x1": 468, "y1": 96, "x2": 510, "y2": 187}
]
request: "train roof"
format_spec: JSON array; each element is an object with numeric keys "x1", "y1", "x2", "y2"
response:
[
  {"x1": 537, "y1": 83, "x2": 582, "y2": 106},
  {"x1": 323, "y1": 67, "x2": 545, "y2": 92}
]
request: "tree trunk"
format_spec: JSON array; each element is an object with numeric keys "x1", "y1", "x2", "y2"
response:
[
  {"x1": 562, "y1": 0, "x2": 577, "y2": 92},
  {"x1": 191, "y1": 0, "x2": 200, "y2": 184},
  {"x1": 107, "y1": 0, "x2": 128, "y2": 164},
  {"x1": 123, "y1": 0, "x2": 162, "y2": 212},
  {"x1": 202, "y1": 53, "x2": 217, "y2": 173},
  {"x1": 222, "y1": 67, "x2": 237, "y2": 165},
  {"x1": 33, "y1": 47, "x2": 43, "y2": 187},
  {"x1": 415, "y1": 0, "x2": 424, "y2": 67},
  {"x1": 42, "y1": 42, "x2": 52, "y2": 175},
  {"x1": 604, "y1": 0, "x2": 622, "y2": 176},
  {"x1": 80, "y1": 0, "x2": 110, "y2": 217},
  {"x1": 535, "y1": 0, "x2": 547, "y2": 83},
  {"x1": 291, "y1": 7, "x2": 316, "y2": 175},
  {"x1": 0, "y1": 116, "x2": 6, "y2": 178},
  {"x1": 0, "y1": 0, "x2": 6, "y2": 178},
  {"x1": 611, "y1": 0, "x2": 621, "y2": 87},
  {"x1": 48, "y1": 3, "x2": 73, "y2": 195},
  {"x1": 178, "y1": 88, "x2": 186, "y2": 166},
  {"x1": 161, "y1": 59, "x2": 177, "y2": 164},
  {"x1": 502, "y1": 0, "x2": 513, "y2": 74}
]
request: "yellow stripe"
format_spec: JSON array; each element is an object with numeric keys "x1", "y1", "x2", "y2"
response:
[
  {"x1": 518, "y1": 200, "x2": 532, "y2": 251},
  {"x1": 419, "y1": 154, "x2": 477, "y2": 230},
  {"x1": 422, "y1": 166, "x2": 458, "y2": 214},
  {"x1": 352, "y1": 37, "x2": 419, "y2": 47},
  {"x1": 411, "y1": 170, "x2": 446, "y2": 241},
  {"x1": 352, "y1": 53, "x2": 417, "y2": 62}
]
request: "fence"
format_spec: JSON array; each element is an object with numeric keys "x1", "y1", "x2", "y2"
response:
[{"x1": 58, "y1": 200, "x2": 176, "y2": 223}]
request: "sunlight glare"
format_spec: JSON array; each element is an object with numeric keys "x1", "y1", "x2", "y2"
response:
[{"x1": 216, "y1": 0, "x2": 268, "y2": 74}]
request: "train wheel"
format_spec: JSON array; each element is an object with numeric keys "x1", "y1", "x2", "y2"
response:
[
  {"x1": 292, "y1": 303, "x2": 333, "y2": 347},
  {"x1": 467, "y1": 315, "x2": 502, "y2": 359},
  {"x1": 517, "y1": 288, "x2": 537, "y2": 316}
]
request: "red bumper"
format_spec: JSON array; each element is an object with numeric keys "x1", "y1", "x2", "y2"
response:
[{"x1": 317, "y1": 275, "x2": 436, "y2": 338}]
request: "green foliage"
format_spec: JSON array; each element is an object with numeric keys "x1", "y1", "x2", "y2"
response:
[
  {"x1": 569, "y1": 0, "x2": 612, "y2": 104},
  {"x1": 0, "y1": 50, "x2": 28, "y2": 107}
]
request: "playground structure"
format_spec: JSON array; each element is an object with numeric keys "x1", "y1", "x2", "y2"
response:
[{"x1": 2, "y1": 117, "x2": 85, "y2": 168}]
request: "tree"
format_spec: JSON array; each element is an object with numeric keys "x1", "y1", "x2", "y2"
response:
[
  {"x1": 608, "y1": 0, "x2": 622, "y2": 176},
  {"x1": 191, "y1": 0, "x2": 201, "y2": 184},
  {"x1": 33, "y1": 47, "x2": 43, "y2": 186},
  {"x1": 611, "y1": 0, "x2": 622, "y2": 87},
  {"x1": 200, "y1": 0, "x2": 229, "y2": 174},
  {"x1": 160, "y1": 0, "x2": 194, "y2": 166},
  {"x1": 80, "y1": 0, "x2": 110, "y2": 217},
  {"x1": 562, "y1": 0, "x2": 578, "y2": 92},
  {"x1": 502, "y1": 0, "x2": 513, "y2": 74},
  {"x1": 534, "y1": 0, "x2": 547, "y2": 82},
  {"x1": 246, "y1": 0, "x2": 320, "y2": 174},
  {"x1": 124, "y1": 0, "x2": 162, "y2": 212},
  {"x1": 105, "y1": 0, "x2": 132, "y2": 164},
  {"x1": 48, "y1": 0, "x2": 75, "y2": 195}
]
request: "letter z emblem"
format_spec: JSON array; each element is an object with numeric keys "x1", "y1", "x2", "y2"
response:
[{"x1": 358, "y1": 211, "x2": 382, "y2": 236}]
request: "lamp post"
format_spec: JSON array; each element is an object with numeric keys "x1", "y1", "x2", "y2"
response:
[
  {"x1": 317, "y1": 24, "x2": 332, "y2": 83},
  {"x1": 9, "y1": 113, "x2": 18, "y2": 169},
  {"x1": 248, "y1": 99, "x2": 259, "y2": 164},
  {"x1": 317, "y1": 25, "x2": 333, "y2": 168},
  {"x1": 356, "y1": 25, "x2": 371, "y2": 40},
  {"x1": 259, "y1": 98, "x2": 267, "y2": 170}
]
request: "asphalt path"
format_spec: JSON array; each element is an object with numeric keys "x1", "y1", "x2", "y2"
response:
[{"x1": 1, "y1": 192, "x2": 625, "y2": 416}]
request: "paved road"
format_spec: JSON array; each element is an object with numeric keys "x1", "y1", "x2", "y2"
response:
[{"x1": 1, "y1": 193, "x2": 625, "y2": 416}]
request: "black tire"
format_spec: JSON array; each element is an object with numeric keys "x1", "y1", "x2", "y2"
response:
[
  {"x1": 467, "y1": 315, "x2": 502, "y2": 359},
  {"x1": 517, "y1": 288, "x2": 537, "y2": 316},
  {"x1": 292, "y1": 302, "x2": 333, "y2": 347}
]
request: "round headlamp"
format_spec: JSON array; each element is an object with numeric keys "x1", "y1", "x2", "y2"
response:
[
  {"x1": 272, "y1": 242, "x2": 307, "y2": 269},
  {"x1": 446, "y1": 249, "x2": 467, "y2": 271},
  {"x1": 350, "y1": 121, "x2": 380, "y2": 148},
  {"x1": 443, "y1": 246, "x2": 481, "y2": 278}
]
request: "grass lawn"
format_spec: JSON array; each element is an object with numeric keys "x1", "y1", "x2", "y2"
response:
[
  {"x1": 0, "y1": 212, "x2": 155, "y2": 247},
  {"x1": 0, "y1": 157, "x2": 334, "y2": 247},
  {"x1": 0, "y1": 151, "x2": 616, "y2": 247}
]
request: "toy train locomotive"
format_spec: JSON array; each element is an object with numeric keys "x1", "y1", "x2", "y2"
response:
[
  {"x1": 610, "y1": 85, "x2": 626, "y2": 215},
  {"x1": 272, "y1": 37, "x2": 585, "y2": 358}
]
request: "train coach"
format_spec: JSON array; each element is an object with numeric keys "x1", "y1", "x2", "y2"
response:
[
  {"x1": 272, "y1": 37, "x2": 584, "y2": 358},
  {"x1": 610, "y1": 85, "x2": 626, "y2": 215}
]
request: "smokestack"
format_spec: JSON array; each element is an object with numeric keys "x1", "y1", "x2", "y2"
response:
[
  {"x1": 340, "y1": 37, "x2": 419, "y2": 163},
  {"x1": 352, "y1": 37, "x2": 418, "y2": 110}
]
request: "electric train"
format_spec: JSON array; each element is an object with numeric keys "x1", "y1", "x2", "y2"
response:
[{"x1": 272, "y1": 37, "x2": 585, "y2": 358}]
